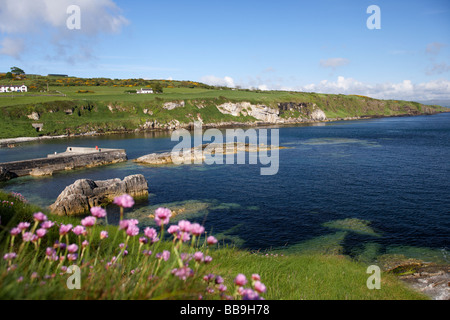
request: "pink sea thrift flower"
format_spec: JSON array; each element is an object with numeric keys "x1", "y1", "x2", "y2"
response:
[
  {"x1": 190, "y1": 223, "x2": 205, "y2": 236},
  {"x1": 81, "y1": 216, "x2": 96, "y2": 227},
  {"x1": 33, "y1": 212, "x2": 47, "y2": 222},
  {"x1": 36, "y1": 228, "x2": 47, "y2": 238},
  {"x1": 156, "y1": 250, "x2": 170, "y2": 261},
  {"x1": 139, "y1": 237, "x2": 148, "y2": 245},
  {"x1": 242, "y1": 288, "x2": 262, "y2": 300},
  {"x1": 254, "y1": 281, "x2": 267, "y2": 294},
  {"x1": 234, "y1": 274, "x2": 248, "y2": 287},
  {"x1": 171, "y1": 266, "x2": 194, "y2": 280},
  {"x1": 90, "y1": 207, "x2": 107, "y2": 218},
  {"x1": 10, "y1": 228, "x2": 21, "y2": 236},
  {"x1": 178, "y1": 220, "x2": 191, "y2": 233},
  {"x1": 144, "y1": 227, "x2": 159, "y2": 243},
  {"x1": 82, "y1": 240, "x2": 89, "y2": 248},
  {"x1": 252, "y1": 274, "x2": 261, "y2": 281},
  {"x1": 72, "y1": 225, "x2": 86, "y2": 236},
  {"x1": 204, "y1": 256, "x2": 212, "y2": 264},
  {"x1": 193, "y1": 251, "x2": 204, "y2": 262},
  {"x1": 17, "y1": 222, "x2": 30, "y2": 231},
  {"x1": 113, "y1": 194, "x2": 135, "y2": 208},
  {"x1": 41, "y1": 221, "x2": 54, "y2": 229},
  {"x1": 22, "y1": 232, "x2": 33, "y2": 242},
  {"x1": 126, "y1": 225, "x2": 140, "y2": 237},
  {"x1": 100, "y1": 231, "x2": 108, "y2": 240},
  {"x1": 207, "y1": 236, "x2": 218, "y2": 245},
  {"x1": 3, "y1": 252, "x2": 17, "y2": 260},
  {"x1": 59, "y1": 224, "x2": 73, "y2": 236},
  {"x1": 167, "y1": 225, "x2": 179, "y2": 234},
  {"x1": 67, "y1": 253, "x2": 78, "y2": 261},
  {"x1": 67, "y1": 244, "x2": 78, "y2": 253},
  {"x1": 154, "y1": 207, "x2": 172, "y2": 226}
]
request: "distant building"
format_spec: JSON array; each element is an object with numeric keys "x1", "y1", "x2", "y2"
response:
[
  {"x1": 0, "y1": 85, "x2": 28, "y2": 93},
  {"x1": 48, "y1": 74, "x2": 68, "y2": 77},
  {"x1": 137, "y1": 88, "x2": 154, "y2": 94}
]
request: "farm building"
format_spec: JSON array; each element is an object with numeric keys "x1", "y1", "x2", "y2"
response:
[
  {"x1": 137, "y1": 88, "x2": 154, "y2": 94},
  {"x1": 0, "y1": 85, "x2": 28, "y2": 93}
]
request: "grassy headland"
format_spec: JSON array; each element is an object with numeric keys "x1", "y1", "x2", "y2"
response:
[{"x1": 0, "y1": 76, "x2": 447, "y2": 140}]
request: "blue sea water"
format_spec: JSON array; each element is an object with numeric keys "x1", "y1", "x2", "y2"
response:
[{"x1": 1, "y1": 113, "x2": 449, "y2": 262}]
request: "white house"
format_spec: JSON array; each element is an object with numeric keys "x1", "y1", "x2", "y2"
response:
[
  {"x1": 137, "y1": 88, "x2": 153, "y2": 94},
  {"x1": 0, "y1": 85, "x2": 28, "y2": 93}
]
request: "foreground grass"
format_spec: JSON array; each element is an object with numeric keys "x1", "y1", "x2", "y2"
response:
[{"x1": 0, "y1": 190, "x2": 427, "y2": 300}]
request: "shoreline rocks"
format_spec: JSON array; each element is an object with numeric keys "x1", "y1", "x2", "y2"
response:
[{"x1": 50, "y1": 174, "x2": 148, "y2": 216}]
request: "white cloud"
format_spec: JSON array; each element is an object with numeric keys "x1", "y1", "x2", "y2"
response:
[
  {"x1": 0, "y1": 0, "x2": 128, "y2": 35},
  {"x1": 0, "y1": 38, "x2": 25, "y2": 59},
  {"x1": 0, "y1": 0, "x2": 128, "y2": 61},
  {"x1": 298, "y1": 76, "x2": 450, "y2": 100},
  {"x1": 320, "y1": 57, "x2": 350, "y2": 69},
  {"x1": 201, "y1": 75, "x2": 235, "y2": 88}
]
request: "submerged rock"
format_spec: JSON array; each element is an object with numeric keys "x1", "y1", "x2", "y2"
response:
[{"x1": 50, "y1": 174, "x2": 148, "y2": 216}]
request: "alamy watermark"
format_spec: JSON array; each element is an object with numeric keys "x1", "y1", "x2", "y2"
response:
[
  {"x1": 366, "y1": 265, "x2": 381, "y2": 290},
  {"x1": 66, "y1": 265, "x2": 81, "y2": 290},
  {"x1": 171, "y1": 122, "x2": 280, "y2": 176},
  {"x1": 66, "y1": 5, "x2": 81, "y2": 30},
  {"x1": 367, "y1": 5, "x2": 381, "y2": 30}
]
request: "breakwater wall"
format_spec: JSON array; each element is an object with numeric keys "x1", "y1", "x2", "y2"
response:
[{"x1": 0, "y1": 147, "x2": 127, "y2": 181}]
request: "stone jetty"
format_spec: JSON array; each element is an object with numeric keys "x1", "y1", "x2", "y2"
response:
[{"x1": 0, "y1": 147, "x2": 127, "y2": 181}]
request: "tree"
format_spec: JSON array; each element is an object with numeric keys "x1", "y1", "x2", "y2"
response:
[
  {"x1": 10, "y1": 67, "x2": 25, "y2": 75},
  {"x1": 152, "y1": 83, "x2": 163, "y2": 94},
  {"x1": 5, "y1": 72, "x2": 13, "y2": 79}
]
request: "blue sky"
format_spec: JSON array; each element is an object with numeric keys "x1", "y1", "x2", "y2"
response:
[{"x1": 0, "y1": 0, "x2": 449, "y2": 100}]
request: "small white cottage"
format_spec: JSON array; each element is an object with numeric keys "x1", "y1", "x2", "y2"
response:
[
  {"x1": 137, "y1": 88, "x2": 154, "y2": 94},
  {"x1": 0, "y1": 85, "x2": 28, "y2": 93}
]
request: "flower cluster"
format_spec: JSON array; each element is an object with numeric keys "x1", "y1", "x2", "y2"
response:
[{"x1": 2, "y1": 193, "x2": 267, "y2": 300}]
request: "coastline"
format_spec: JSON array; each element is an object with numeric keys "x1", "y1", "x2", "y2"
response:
[{"x1": 1, "y1": 110, "x2": 448, "y2": 148}]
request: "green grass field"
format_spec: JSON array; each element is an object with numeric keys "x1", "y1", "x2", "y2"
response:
[{"x1": 0, "y1": 84, "x2": 446, "y2": 139}]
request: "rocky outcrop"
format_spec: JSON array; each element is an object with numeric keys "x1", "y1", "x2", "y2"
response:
[
  {"x1": 163, "y1": 101, "x2": 185, "y2": 110},
  {"x1": 217, "y1": 102, "x2": 281, "y2": 123},
  {"x1": 0, "y1": 167, "x2": 15, "y2": 182},
  {"x1": 50, "y1": 174, "x2": 148, "y2": 216}
]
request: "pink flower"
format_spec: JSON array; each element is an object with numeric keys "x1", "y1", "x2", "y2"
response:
[
  {"x1": 67, "y1": 244, "x2": 78, "y2": 253},
  {"x1": 204, "y1": 256, "x2": 213, "y2": 264},
  {"x1": 36, "y1": 228, "x2": 47, "y2": 238},
  {"x1": 171, "y1": 266, "x2": 194, "y2": 280},
  {"x1": 113, "y1": 194, "x2": 135, "y2": 208},
  {"x1": 59, "y1": 224, "x2": 73, "y2": 236},
  {"x1": 167, "y1": 225, "x2": 179, "y2": 234},
  {"x1": 215, "y1": 276, "x2": 224, "y2": 285},
  {"x1": 126, "y1": 225, "x2": 140, "y2": 237},
  {"x1": 234, "y1": 274, "x2": 247, "y2": 287},
  {"x1": 72, "y1": 225, "x2": 86, "y2": 236},
  {"x1": 251, "y1": 274, "x2": 261, "y2": 281},
  {"x1": 139, "y1": 237, "x2": 148, "y2": 245},
  {"x1": 10, "y1": 228, "x2": 21, "y2": 236},
  {"x1": 241, "y1": 288, "x2": 262, "y2": 300},
  {"x1": 207, "y1": 236, "x2": 218, "y2": 245},
  {"x1": 177, "y1": 231, "x2": 191, "y2": 242},
  {"x1": 3, "y1": 252, "x2": 17, "y2": 260},
  {"x1": 81, "y1": 216, "x2": 96, "y2": 227},
  {"x1": 41, "y1": 221, "x2": 54, "y2": 229},
  {"x1": 100, "y1": 231, "x2": 108, "y2": 240},
  {"x1": 82, "y1": 240, "x2": 89, "y2": 248},
  {"x1": 144, "y1": 227, "x2": 158, "y2": 243},
  {"x1": 178, "y1": 220, "x2": 191, "y2": 233},
  {"x1": 90, "y1": 207, "x2": 107, "y2": 218},
  {"x1": 154, "y1": 207, "x2": 172, "y2": 226},
  {"x1": 254, "y1": 281, "x2": 267, "y2": 293},
  {"x1": 67, "y1": 253, "x2": 78, "y2": 261},
  {"x1": 218, "y1": 284, "x2": 227, "y2": 293},
  {"x1": 119, "y1": 219, "x2": 139, "y2": 230},
  {"x1": 22, "y1": 232, "x2": 34, "y2": 242},
  {"x1": 33, "y1": 212, "x2": 47, "y2": 222},
  {"x1": 17, "y1": 222, "x2": 30, "y2": 231},
  {"x1": 190, "y1": 223, "x2": 205, "y2": 236},
  {"x1": 193, "y1": 251, "x2": 204, "y2": 262}
]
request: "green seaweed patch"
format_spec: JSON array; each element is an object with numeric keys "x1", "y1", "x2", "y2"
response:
[
  {"x1": 274, "y1": 231, "x2": 348, "y2": 255},
  {"x1": 322, "y1": 218, "x2": 381, "y2": 237}
]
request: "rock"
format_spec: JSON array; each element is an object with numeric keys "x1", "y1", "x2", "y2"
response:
[
  {"x1": 30, "y1": 168, "x2": 53, "y2": 177},
  {"x1": 0, "y1": 167, "x2": 15, "y2": 182},
  {"x1": 310, "y1": 106, "x2": 327, "y2": 121},
  {"x1": 163, "y1": 101, "x2": 185, "y2": 110},
  {"x1": 50, "y1": 174, "x2": 149, "y2": 216},
  {"x1": 216, "y1": 102, "x2": 281, "y2": 123},
  {"x1": 27, "y1": 112, "x2": 40, "y2": 121}
]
